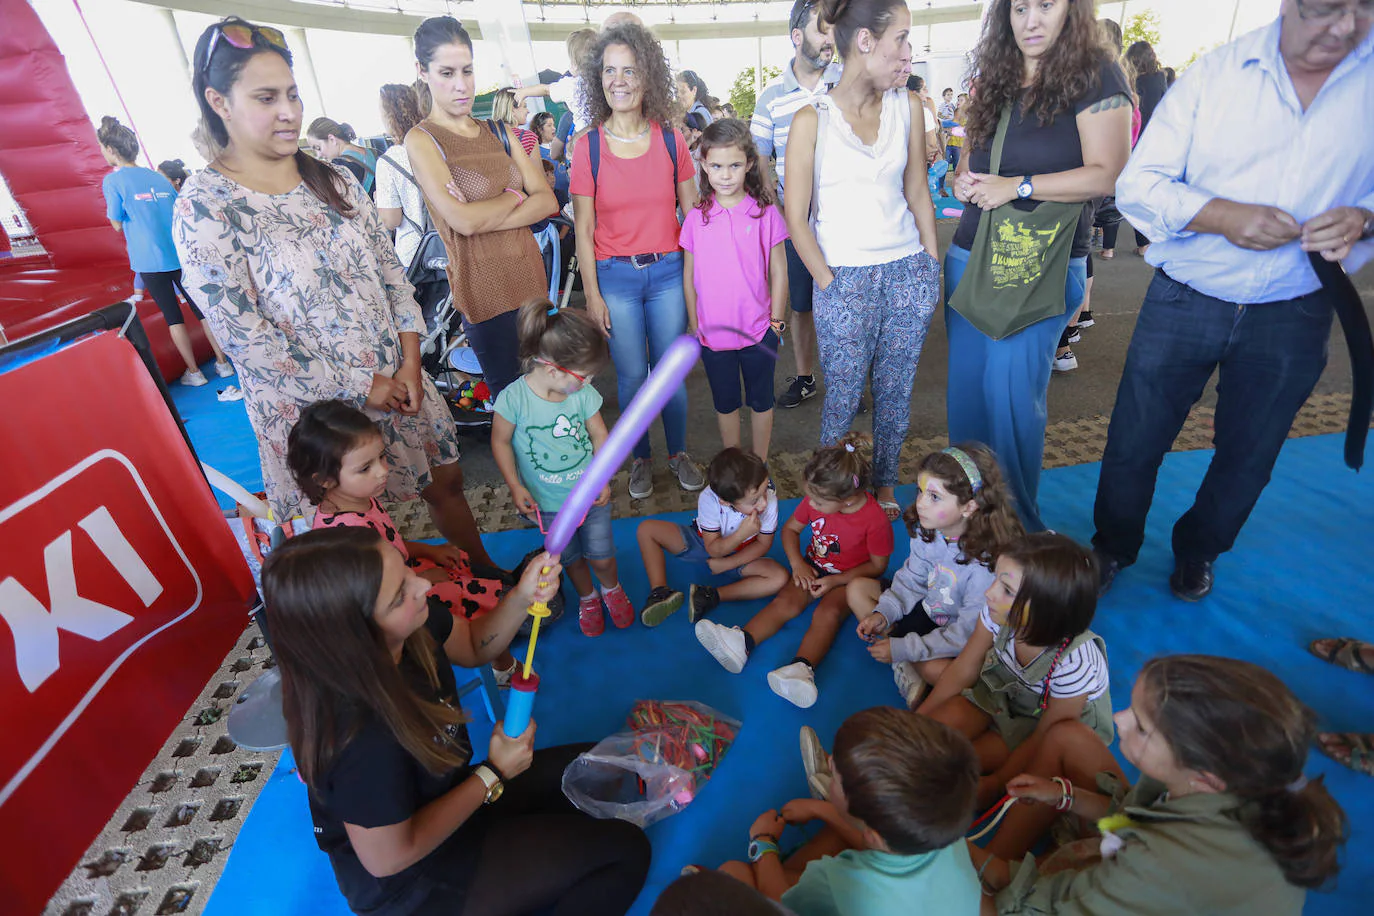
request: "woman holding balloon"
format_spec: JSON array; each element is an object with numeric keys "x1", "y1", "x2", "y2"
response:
[{"x1": 263, "y1": 526, "x2": 650, "y2": 916}]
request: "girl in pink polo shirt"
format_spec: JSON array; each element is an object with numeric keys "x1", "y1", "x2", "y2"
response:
[{"x1": 680, "y1": 119, "x2": 789, "y2": 461}]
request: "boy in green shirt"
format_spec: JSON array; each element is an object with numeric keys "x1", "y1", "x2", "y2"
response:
[{"x1": 719, "y1": 708, "x2": 982, "y2": 915}]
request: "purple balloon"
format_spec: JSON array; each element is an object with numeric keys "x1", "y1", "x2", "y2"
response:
[{"x1": 544, "y1": 335, "x2": 701, "y2": 556}]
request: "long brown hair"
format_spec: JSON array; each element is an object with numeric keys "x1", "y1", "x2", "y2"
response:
[
  {"x1": 1137, "y1": 656, "x2": 1346, "y2": 888},
  {"x1": 191, "y1": 18, "x2": 355, "y2": 216},
  {"x1": 516, "y1": 299, "x2": 610, "y2": 376},
  {"x1": 818, "y1": 0, "x2": 906, "y2": 58},
  {"x1": 262, "y1": 527, "x2": 468, "y2": 789},
  {"x1": 999, "y1": 532, "x2": 1097, "y2": 648},
  {"x1": 902, "y1": 443, "x2": 1023, "y2": 566},
  {"x1": 965, "y1": 0, "x2": 1114, "y2": 148},
  {"x1": 694, "y1": 119, "x2": 775, "y2": 223},
  {"x1": 580, "y1": 24, "x2": 677, "y2": 128},
  {"x1": 380, "y1": 84, "x2": 424, "y2": 141}
]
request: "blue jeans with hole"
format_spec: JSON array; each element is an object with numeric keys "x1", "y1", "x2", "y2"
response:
[
  {"x1": 596, "y1": 253, "x2": 688, "y2": 460},
  {"x1": 1093, "y1": 270, "x2": 1333, "y2": 565},
  {"x1": 944, "y1": 245, "x2": 1088, "y2": 532}
]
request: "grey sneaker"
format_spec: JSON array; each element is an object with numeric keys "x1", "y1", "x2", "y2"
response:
[
  {"x1": 800, "y1": 726, "x2": 832, "y2": 800},
  {"x1": 669, "y1": 452, "x2": 706, "y2": 492},
  {"x1": 893, "y1": 661, "x2": 927, "y2": 708},
  {"x1": 628, "y1": 458, "x2": 653, "y2": 499}
]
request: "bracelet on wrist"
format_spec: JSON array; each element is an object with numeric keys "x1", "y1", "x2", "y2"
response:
[{"x1": 1051, "y1": 776, "x2": 1074, "y2": 812}]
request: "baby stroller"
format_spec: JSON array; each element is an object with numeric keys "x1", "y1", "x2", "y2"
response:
[{"x1": 407, "y1": 231, "x2": 492, "y2": 433}]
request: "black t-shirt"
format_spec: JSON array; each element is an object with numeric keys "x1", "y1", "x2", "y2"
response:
[
  {"x1": 952, "y1": 61, "x2": 1131, "y2": 258},
  {"x1": 309, "y1": 603, "x2": 477, "y2": 913},
  {"x1": 1135, "y1": 71, "x2": 1169, "y2": 135}
]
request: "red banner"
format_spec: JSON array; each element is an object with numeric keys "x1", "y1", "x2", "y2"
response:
[{"x1": 0, "y1": 330, "x2": 255, "y2": 913}]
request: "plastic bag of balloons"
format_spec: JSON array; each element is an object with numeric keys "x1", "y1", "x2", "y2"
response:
[{"x1": 561, "y1": 700, "x2": 741, "y2": 827}]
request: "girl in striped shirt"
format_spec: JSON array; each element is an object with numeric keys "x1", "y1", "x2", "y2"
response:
[{"x1": 916, "y1": 532, "x2": 1112, "y2": 809}]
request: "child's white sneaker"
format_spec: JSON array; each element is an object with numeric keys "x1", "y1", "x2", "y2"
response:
[
  {"x1": 695, "y1": 619, "x2": 747, "y2": 673},
  {"x1": 768, "y1": 661, "x2": 818, "y2": 708},
  {"x1": 799, "y1": 725, "x2": 832, "y2": 800},
  {"x1": 893, "y1": 661, "x2": 928, "y2": 708},
  {"x1": 180, "y1": 368, "x2": 208, "y2": 387}
]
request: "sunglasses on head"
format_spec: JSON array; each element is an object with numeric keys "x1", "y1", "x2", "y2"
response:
[{"x1": 203, "y1": 21, "x2": 288, "y2": 74}]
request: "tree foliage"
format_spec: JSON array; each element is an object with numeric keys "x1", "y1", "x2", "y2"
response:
[
  {"x1": 1123, "y1": 9, "x2": 1162, "y2": 49},
  {"x1": 728, "y1": 64, "x2": 782, "y2": 121}
]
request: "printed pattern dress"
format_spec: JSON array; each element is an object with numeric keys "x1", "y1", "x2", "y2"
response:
[
  {"x1": 172, "y1": 166, "x2": 461, "y2": 523},
  {"x1": 313, "y1": 498, "x2": 505, "y2": 619}
]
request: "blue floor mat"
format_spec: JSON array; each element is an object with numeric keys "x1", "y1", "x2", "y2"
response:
[
  {"x1": 170, "y1": 364, "x2": 261, "y2": 511},
  {"x1": 205, "y1": 434, "x2": 1373, "y2": 914}
]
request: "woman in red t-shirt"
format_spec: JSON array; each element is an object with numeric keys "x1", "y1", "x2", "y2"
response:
[{"x1": 570, "y1": 23, "x2": 704, "y2": 500}]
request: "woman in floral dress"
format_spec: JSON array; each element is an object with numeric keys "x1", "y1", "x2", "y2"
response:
[{"x1": 173, "y1": 17, "x2": 495, "y2": 566}]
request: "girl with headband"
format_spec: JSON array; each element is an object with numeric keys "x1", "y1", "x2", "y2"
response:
[{"x1": 848, "y1": 444, "x2": 1024, "y2": 709}]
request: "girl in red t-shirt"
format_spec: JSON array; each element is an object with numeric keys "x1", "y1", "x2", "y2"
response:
[{"x1": 695, "y1": 433, "x2": 893, "y2": 708}]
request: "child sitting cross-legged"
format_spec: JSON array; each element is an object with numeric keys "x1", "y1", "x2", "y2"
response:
[
  {"x1": 849, "y1": 444, "x2": 1023, "y2": 708},
  {"x1": 717, "y1": 707, "x2": 981, "y2": 915},
  {"x1": 636, "y1": 448, "x2": 789, "y2": 627},
  {"x1": 288, "y1": 399, "x2": 517, "y2": 681},
  {"x1": 695, "y1": 433, "x2": 893, "y2": 708}
]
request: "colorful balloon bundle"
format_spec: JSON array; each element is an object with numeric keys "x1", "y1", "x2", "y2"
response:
[{"x1": 628, "y1": 700, "x2": 740, "y2": 787}]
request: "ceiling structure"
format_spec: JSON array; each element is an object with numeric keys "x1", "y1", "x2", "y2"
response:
[{"x1": 129, "y1": 0, "x2": 986, "y2": 41}]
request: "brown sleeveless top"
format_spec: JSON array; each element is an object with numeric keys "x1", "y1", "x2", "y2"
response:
[{"x1": 416, "y1": 119, "x2": 546, "y2": 324}]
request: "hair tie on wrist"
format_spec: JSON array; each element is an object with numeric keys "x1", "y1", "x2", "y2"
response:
[{"x1": 844, "y1": 443, "x2": 855, "y2": 452}]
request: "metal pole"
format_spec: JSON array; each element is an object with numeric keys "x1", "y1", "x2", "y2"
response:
[
  {"x1": 287, "y1": 27, "x2": 328, "y2": 119},
  {"x1": 1228, "y1": 0, "x2": 1242, "y2": 41},
  {"x1": 756, "y1": 35, "x2": 763, "y2": 93},
  {"x1": 157, "y1": 7, "x2": 191, "y2": 87}
]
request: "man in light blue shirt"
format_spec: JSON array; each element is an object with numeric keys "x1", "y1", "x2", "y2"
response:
[
  {"x1": 751, "y1": 0, "x2": 838, "y2": 409},
  {"x1": 1094, "y1": 0, "x2": 1374, "y2": 600}
]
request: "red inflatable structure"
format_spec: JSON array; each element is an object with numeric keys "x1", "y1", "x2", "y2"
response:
[{"x1": 0, "y1": 0, "x2": 212, "y2": 379}]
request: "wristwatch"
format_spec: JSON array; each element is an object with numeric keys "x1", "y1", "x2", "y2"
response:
[
  {"x1": 1016, "y1": 175, "x2": 1034, "y2": 200},
  {"x1": 770, "y1": 318, "x2": 787, "y2": 335},
  {"x1": 473, "y1": 764, "x2": 505, "y2": 805},
  {"x1": 748, "y1": 834, "x2": 780, "y2": 863},
  {"x1": 1361, "y1": 208, "x2": 1374, "y2": 241}
]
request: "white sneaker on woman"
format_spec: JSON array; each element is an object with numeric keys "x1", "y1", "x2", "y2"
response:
[{"x1": 180, "y1": 369, "x2": 208, "y2": 387}]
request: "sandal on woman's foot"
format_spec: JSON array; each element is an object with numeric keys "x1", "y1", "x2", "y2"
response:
[
  {"x1": 1308, "y1": 637, "x2": 1374, "y2": 675},
  {"x1": 877, "y1": 499, "x2": 900, "y2": 522},
  {"x1": 1316, "y1": 732, "x2": 1374, "y2": 776}
]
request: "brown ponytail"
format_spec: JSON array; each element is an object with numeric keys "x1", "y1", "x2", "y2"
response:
[
  {"x1": 295, "y1": 152, "x2": 356, "y2": 218},
  {"x1": 803, "y1": 431, "x2": 872, "y2": 500},
  {"x1": 515, "y1": 299, "x2": 609, "y2": 376},
  {"x1": 1139, "y1": 655, "x2": 1347, "y2": 889}
]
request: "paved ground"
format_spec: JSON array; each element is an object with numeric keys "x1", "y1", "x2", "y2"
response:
[{"x1": 453, "y1": 220, "x2": 1373, "y2": 493}]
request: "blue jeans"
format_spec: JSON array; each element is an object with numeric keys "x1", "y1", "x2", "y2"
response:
[
  {"x1": 461, "y1": 309, "x2": 521, "y2": 399},
  {"x1": 944, "y1": 245, "x2": 1088, "y2": 532},
  {"x1": 1093, "y1": 270, "x2": 1333, "y2": 565},
  {"x1": 536, "y1": 503, "x2": 614, "y2": 566},
  {"x1": 596, "y1": 253, "x2": 688, "y2": 460}
]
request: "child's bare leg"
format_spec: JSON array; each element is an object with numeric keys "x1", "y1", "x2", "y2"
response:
[
  {"x1": 718, "y1": 860, "x2": 756, "y2": 888},
  {"x1": 716, "y1": 409, "x2": 741, "y2": 451},
  {"x1": 972, "y1": 733, "x2": 1012, "y2": 788},
  {"x1": 845, "y1": 577, "x2": 883, "y2": 621},
  {"x1": 985, "y1": 720, "x2": 1125, "y2": 862},
  {"x1": 794, "y1": 588, "x2": 853, "y2": 667},
  {"x1": 587, "y1": 556, "x2": 620, "y2": 591},
  {"x1": 751, "y1": 407, "x2": 773, "y2": 461},
  {"x1": 717, "y1": 559, "x2": 789, "y2": 602},
  {"x1": 742, "y1": 582, "x2": 812, "y2": 645},
  {"x1": 636, "y1": 520, "x2": 685, "y2": 590},
  {"x1": 565, "y1": 558, "x2": 595, "y2": 597},
  {"x1": 928, "y1": 695, "x2": 995, "y2": 743},
  {"x1": 914, "y1": 657, "x2": 952, "y2": 684}
]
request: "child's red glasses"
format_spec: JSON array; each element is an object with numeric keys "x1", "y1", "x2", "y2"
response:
[{"x1": 535, "y1": 358, "x2": 590, "y2": 384}]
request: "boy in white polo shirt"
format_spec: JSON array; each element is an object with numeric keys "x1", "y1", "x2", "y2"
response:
[{"x1": 637, "y1": 448, "x2": 789, "y2": 626}]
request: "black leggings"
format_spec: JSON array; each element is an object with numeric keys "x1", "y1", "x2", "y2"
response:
[
  {"x1": 415, "y1": 743, "x2": 651, "y2": 916},
  {"x1": 140, "y1": 269, "x2": 203, "y2": 326},
  {"x1": 462, "y1": 309, "x2": 521, "y2": 401}
]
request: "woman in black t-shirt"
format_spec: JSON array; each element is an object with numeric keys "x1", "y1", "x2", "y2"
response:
[
  {"x1": 262, "y1": 527, "x2": 650, "y2": 915},
  {"x1": 944, "y1": 0, "x2": 1132, "y2": 533}
]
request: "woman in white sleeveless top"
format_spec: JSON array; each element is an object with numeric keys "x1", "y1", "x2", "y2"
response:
[{"x1": 784, "y1": 0, "x2": 941, "y2": 518}]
